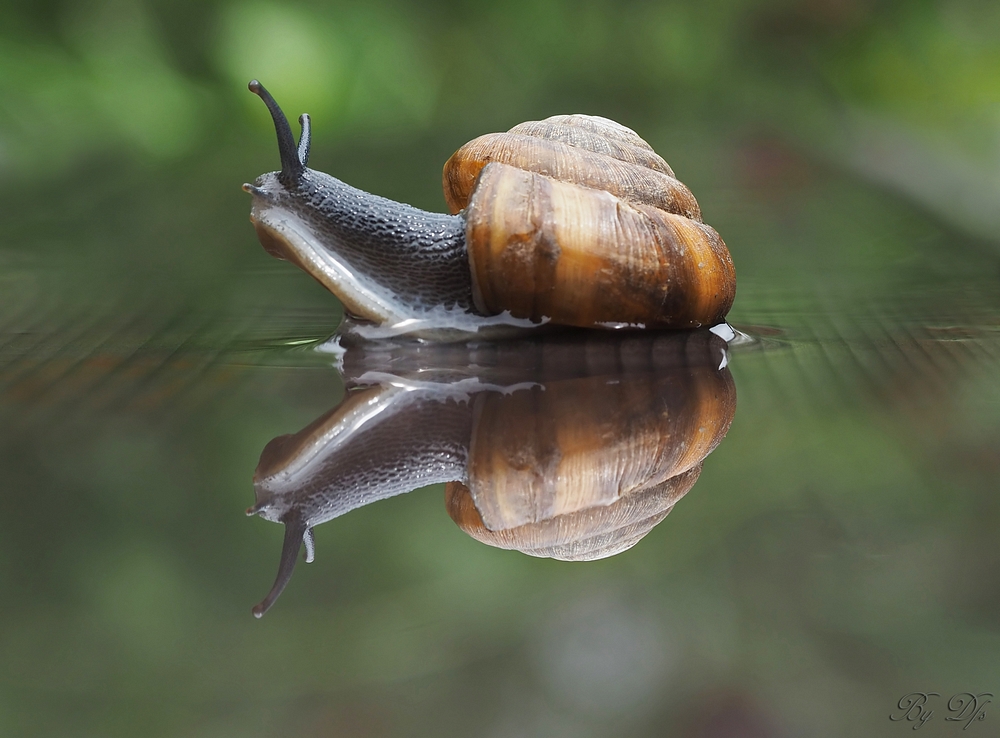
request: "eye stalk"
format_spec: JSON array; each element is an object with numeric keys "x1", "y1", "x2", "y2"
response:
[{"x1": 248, "y1": 79, "x2": 309, "y2": 184}]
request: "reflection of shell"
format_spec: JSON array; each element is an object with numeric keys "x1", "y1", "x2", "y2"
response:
[
  {"x1": 447, "y1": 466, "x2": 701, "y2": 560},
  {"x1": 445, "y1": 361, "x2": 736, "y2": 560},
  {"x1": 441, "y1": 115, "x2": 736, "y2": 329}
]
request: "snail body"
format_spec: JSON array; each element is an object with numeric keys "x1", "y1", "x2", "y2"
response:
[{"x1": 244, "y1": 82, "x2": 735, "y2": 338}]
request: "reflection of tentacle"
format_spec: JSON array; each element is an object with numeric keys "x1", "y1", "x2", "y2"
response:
[
  {"x1": 252, "y1": 512, "x2": 309, "y2": 618},
  {"x1": 249, "y1": 383, "x2": 476, "y2": 615}
]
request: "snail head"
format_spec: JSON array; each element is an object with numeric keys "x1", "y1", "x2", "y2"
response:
[{"x1": 241, "y1": 80, "x2": 316, "y2": 267}]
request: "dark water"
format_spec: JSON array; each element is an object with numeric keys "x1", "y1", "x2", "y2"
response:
[{"x1": 3, "y1": 249, "x2": 999, "y2": 736}]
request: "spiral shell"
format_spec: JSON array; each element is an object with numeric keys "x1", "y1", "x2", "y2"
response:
[
  {"x1": 446, "y1": 467, "x2": 702, "y2": 561},
  {"x1": 442, "y1": 115, "x2": 736, "y2": 329}
]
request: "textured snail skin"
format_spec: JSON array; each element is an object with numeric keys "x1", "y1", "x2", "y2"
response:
[
  {"x1": 247, "y1": 329, "x2": 736, "y2": 616},
  {"x1": 249, "y1": 166, "x2": 474, "y2": 324},
  {"x1": 244, "y1": 82, "x2": 736, "y2": 338}
]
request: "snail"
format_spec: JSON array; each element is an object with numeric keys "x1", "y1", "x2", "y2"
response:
[
  {"x1": 243, "y1": 81, "x2": 736, "y2": 340},
  {"x1": 247, "y1": 328, "x2": 737, "y2": 616}
]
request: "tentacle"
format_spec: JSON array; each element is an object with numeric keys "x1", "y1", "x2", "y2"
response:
[
  {"x1": 242, "y1": 183, "x2": 272, "y2": 199},
  {"x1": 248, "y1": 80, "x2": 304, "y2": 184},
  {"x1": 298, "y1": 114, "x2": 311, "y2": 168},
  {"x1": 303, "y1": 527, "x2": 315, "y2": 563},
  {"x1": 252, "y1": 512, "x2": 308, "y2": 618}
]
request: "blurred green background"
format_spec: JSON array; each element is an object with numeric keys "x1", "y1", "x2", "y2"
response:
[{"x1": 2, "y1": 0, "x2": 1000, "y2": 736}]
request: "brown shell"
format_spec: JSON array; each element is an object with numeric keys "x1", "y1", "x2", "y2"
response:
[
  {"x1": 446, "y1": 467, "x2": 701, "y2": 560},
  {"x1": 444, "y1": 133, "x2": 698, "y2": 219},
  {"x1": 441, "y1": 115, "x2": 736, "y2": 329},
  {"x1": 509, "y1": 117, "x2": 675, "y2": 176},
  {"x1": 445, "y1": 363, "x2": 736, "y2": 559},
  {"x1": 465, "y1": 163, "x2": 735, "y2": 329}
]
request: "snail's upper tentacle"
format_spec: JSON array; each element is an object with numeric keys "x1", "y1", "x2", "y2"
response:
[{"x1": 249, "y1": 80, "x2": 304, "y2": 184}]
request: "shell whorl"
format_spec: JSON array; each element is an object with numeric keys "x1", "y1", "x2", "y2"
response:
[
  {"x1": 446, "y1": 466, "x2": 702, "y2": 561},
  {"x1": 442, "y1": 115, "x2": 736, "y2": 330},
  {"x1": 443, "y1": 116, "x2": 697, "y2": 218}
]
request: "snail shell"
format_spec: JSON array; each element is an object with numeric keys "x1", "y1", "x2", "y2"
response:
[
  {"x1": 445, "y1": 115, "x2": 734, "y2": 329},
  {"x1": 462, "y1": 162, "x2": 733, "y2": 329},
  {"x1": 243, "y1": 82, "x2": 736, "y2": 338},
  {"x1": 443, "y1": 116, "x2": 699, "y2": 216}
]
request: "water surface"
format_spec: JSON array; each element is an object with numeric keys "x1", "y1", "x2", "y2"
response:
[{"x1": 3, "y1": 234, "x2": 998, "y2": 735}]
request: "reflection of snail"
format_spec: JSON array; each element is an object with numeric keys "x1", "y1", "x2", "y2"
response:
[
  {"x1": 247, "y1": 329, "x2": 737, "y2": 616},
  {"x1": 243, "y1": 81, "x2": 736, "y2": 339}
]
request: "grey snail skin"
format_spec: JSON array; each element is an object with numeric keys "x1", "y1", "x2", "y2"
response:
[
  {"x1": 247, "y1": 330, "x2": 737, "y2": 617},
  {"x1": 243, "y1": 81, "x2": 736, "y2": 341}
]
